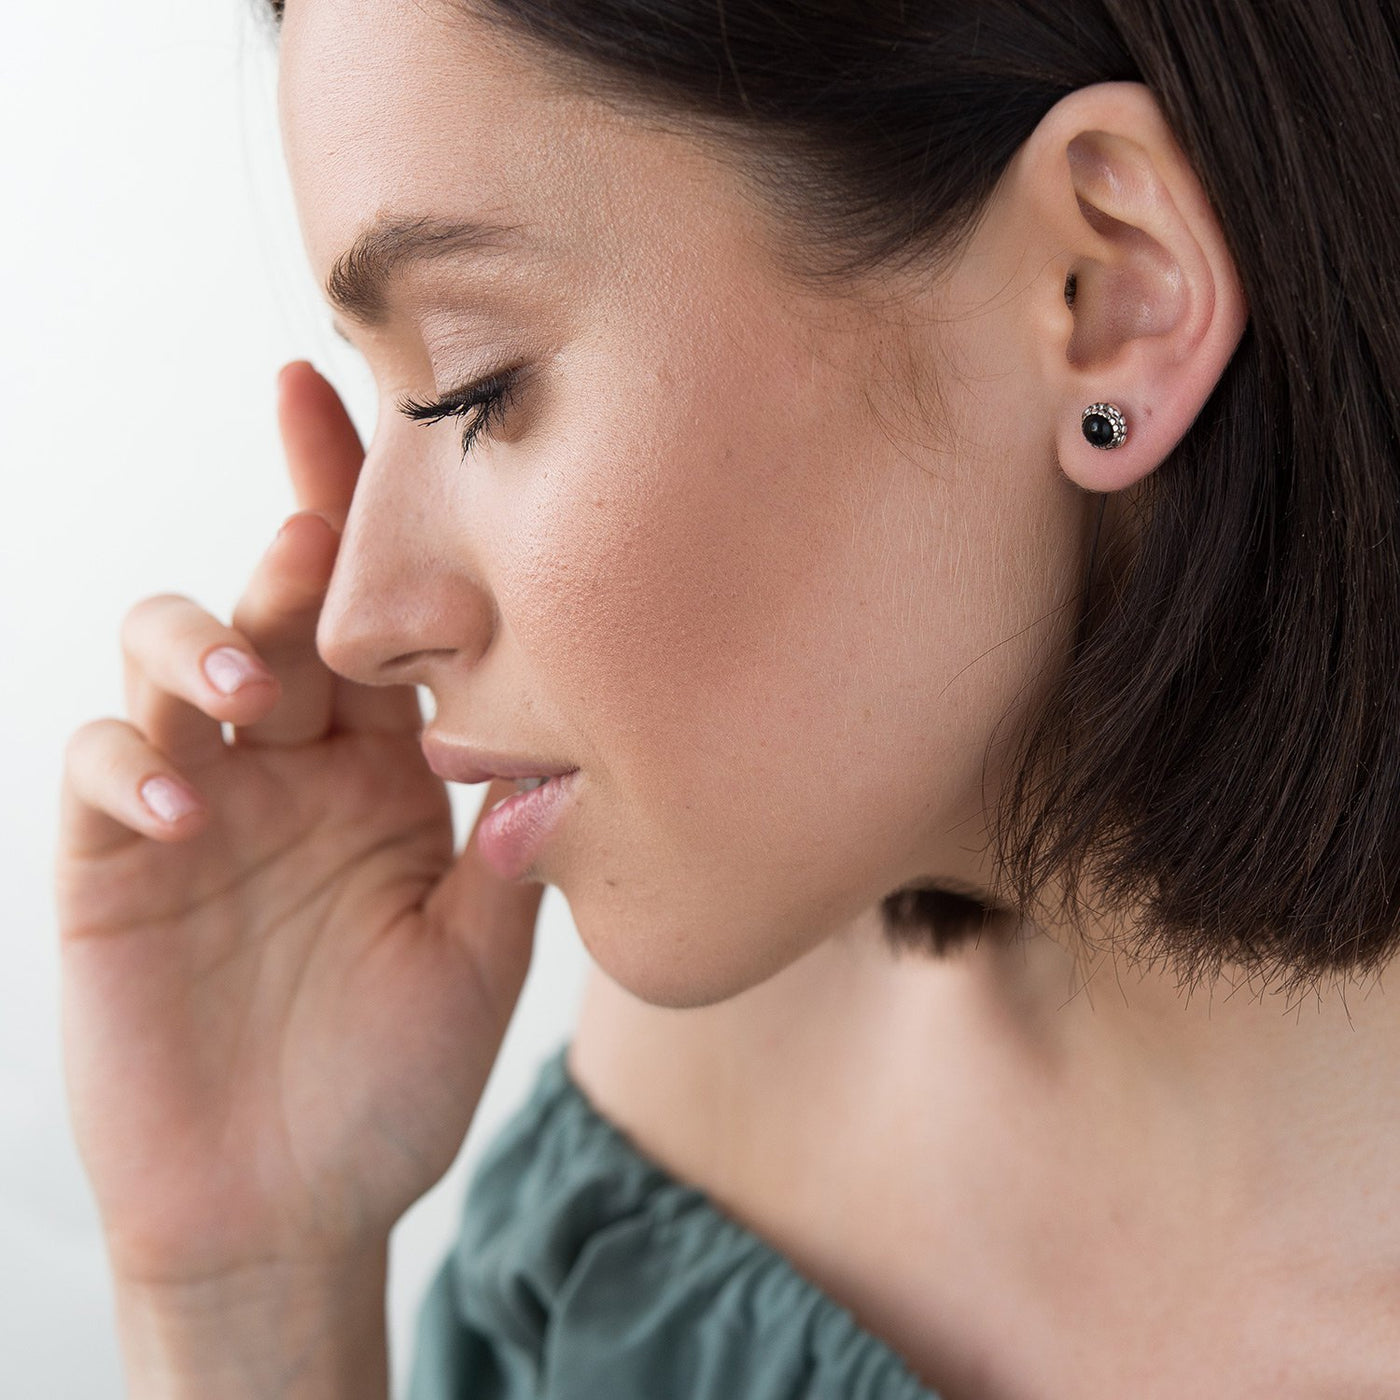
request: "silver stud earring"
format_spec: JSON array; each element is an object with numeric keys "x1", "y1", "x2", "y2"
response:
[{"x1": 1081, "y1": 402, "x2": 1128, "y2": 450}]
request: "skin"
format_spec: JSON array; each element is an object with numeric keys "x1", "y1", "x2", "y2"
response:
[
  {"x1": 278, "y1": 2, "x2": 1187, "y2": 1006},
  {"x1": 275, "y1": 6, "x2": 1400, "y2": 1396},
  {"x1": 49, "y1": 0, "x2": 1394, "y2": 1394}
]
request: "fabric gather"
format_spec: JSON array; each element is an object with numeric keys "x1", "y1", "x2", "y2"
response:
[{"x1": 408, "y1": 1041, "x2": 942, "y2": 1399}]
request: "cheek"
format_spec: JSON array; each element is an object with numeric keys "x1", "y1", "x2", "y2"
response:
[
  {"x1": 510, "y1": 363, "x2": 877, "y2": 779},
  {"x1": 500, "y1": 341, "x2": 1073, "y2": 996}
]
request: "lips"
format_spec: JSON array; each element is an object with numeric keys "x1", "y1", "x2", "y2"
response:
[
  {"x1": 421, "y1": 732, "x2": 579, "y2": 786},
  {"x1": 475, "y1": 768, "x2": 581, "y2": 881}
]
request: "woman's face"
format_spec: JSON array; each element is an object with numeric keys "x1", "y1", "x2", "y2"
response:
[{"x1": 278, "y1": 0, "x2": 1092, "y2": 1007}]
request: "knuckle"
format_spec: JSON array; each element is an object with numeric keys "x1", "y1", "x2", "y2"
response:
[
  {"x1": 119, "y1": 591, "x2": 195, "y2": 653},
  {"x1": 63, "y1": 716, "x2": 122, "y2": 768},
  {"x1": 208, "y1": 623, "x2": 258, "y2": 659},
  {"x1": 61, "y1": 720, "x2": 150, "y2": 801}
]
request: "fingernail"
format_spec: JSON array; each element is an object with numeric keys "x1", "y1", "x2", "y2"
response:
[
  {"x1": 203, "y1": 646, "x2": 275, "y2": 696},
  {"x1": 140, "y1": 776, "x2": 203, "y2": 824},
  {"x1": 275, "y1": 510, "x2": 338, "y2": 541}
]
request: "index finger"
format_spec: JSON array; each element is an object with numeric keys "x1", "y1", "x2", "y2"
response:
[{"x1": 275, "y1": 360, "x2": 365, "y2": 530}]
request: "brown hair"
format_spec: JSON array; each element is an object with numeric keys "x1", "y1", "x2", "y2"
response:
[{"x1": 261, "y1": 0, "x2": 1400, "y2": 997}]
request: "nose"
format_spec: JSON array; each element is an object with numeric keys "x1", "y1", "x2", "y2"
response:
[{"x1": 314, "y1": 439, "x2": 496, "y2": 687}]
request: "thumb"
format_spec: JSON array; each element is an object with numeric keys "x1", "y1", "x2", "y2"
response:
[{"x1": 424, "y1": 777, "x2": 548, "y2": 1020}]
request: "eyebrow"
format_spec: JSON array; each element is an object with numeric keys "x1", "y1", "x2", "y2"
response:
[{"x1": 324, "y1": 213, "x2": 531, "y2": 330}]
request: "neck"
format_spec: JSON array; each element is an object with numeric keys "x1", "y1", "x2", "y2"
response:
[{"x1": 874, "y1": 915, "x2": 1400, "y2": 1398}]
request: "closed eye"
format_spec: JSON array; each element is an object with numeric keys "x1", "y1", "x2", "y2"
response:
[{"x1": 396, "y1": 366, "x2": 524, "y2": 459}]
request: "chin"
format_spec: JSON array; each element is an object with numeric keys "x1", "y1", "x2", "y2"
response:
[{"x1": 562, "y1": 882, "x2": 831, "y2": 1011}]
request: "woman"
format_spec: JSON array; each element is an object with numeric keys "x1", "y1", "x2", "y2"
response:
[{"x1": 52, "y1": 0, "x2": 1400, "y2": 1395}]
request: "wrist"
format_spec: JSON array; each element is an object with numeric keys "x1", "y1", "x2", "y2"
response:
[{"x1": 112, "y1": 1245, "x2": 390, "y2": 1400}]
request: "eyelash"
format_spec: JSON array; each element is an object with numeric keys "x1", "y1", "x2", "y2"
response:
[{"x1": 396, "y1": 367, "x2": 524, "y2": 458}]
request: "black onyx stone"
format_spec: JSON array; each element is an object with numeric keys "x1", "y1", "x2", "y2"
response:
[{"x1": 1083, "y1": 412, "x2": 1116, "y2": 447}]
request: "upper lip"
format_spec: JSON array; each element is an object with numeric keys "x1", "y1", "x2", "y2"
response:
[{"x1": 421, "y1": 732, "x2": 579, "y2": 785}]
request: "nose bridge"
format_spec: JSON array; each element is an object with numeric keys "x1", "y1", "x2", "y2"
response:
[{"x1": 315, "y1": 441, "x2": 493, "y2": 684}]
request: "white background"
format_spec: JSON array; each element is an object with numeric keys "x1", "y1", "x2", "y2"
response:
[{"x1": 1, "y1": 2, "x2": 591, "y2": 1393}]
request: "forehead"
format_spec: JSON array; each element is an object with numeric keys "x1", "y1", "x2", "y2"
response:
[
  {"x1": 273, "y1": 0, "x2": 837, "y2": 353},
  {"x1": 277, "y1": 0, "x2": 626, "y2": 290}
]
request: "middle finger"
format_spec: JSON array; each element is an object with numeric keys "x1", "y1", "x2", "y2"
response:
[{"x1": 227, "y1": 508, "x2": 342, "y2": 748}]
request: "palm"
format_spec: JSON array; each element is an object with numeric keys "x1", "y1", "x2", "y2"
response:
[
  {"x1": 63, "y1": 728, "x2": 512, "y2": 1280},
  {"x1": 55, "y1": 363, "x2": 544, "y2": 1286}
]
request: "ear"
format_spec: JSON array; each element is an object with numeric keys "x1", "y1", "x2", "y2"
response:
[{"x1": 1013, "y1": 81, "x2": 1249, "y2": 493}]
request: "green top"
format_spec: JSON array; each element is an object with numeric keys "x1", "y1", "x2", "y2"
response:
[{"x1": 408, "y1": 1040, "x2": 942, "y2": 1399}]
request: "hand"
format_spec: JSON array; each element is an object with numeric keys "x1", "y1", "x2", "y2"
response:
[{"x1": 53, "y1": 362, "x2": 543, "y2": 1291}]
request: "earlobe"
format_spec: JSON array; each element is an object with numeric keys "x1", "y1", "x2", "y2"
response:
[
  {"x1": 1027, "y1": 82, "x2": 1249, "y2": 495},
  {"x1": 1080, "y1": 402, "x2": 1129, "y2": 451}
]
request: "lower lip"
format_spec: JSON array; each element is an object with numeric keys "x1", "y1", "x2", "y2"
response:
[{"x1": 475, "y1": 770, "x2": 580, "y2": 881}]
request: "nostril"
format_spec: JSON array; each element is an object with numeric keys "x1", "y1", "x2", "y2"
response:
[{"x1": 384, "y1": 648, "x2": 455, "y2": 674}]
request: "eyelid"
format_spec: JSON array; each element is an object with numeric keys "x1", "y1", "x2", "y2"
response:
[
  {"x1": 395, "y1": 361, "x2": 528, "y2": 460},
  {"x1": 395, "y1": 366, "x2": 520, "y2": 424}
]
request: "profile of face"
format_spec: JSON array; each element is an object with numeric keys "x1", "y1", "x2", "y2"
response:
[{"x1": 277, "y1": 0, "x2": 1242, "y2": 1008}]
